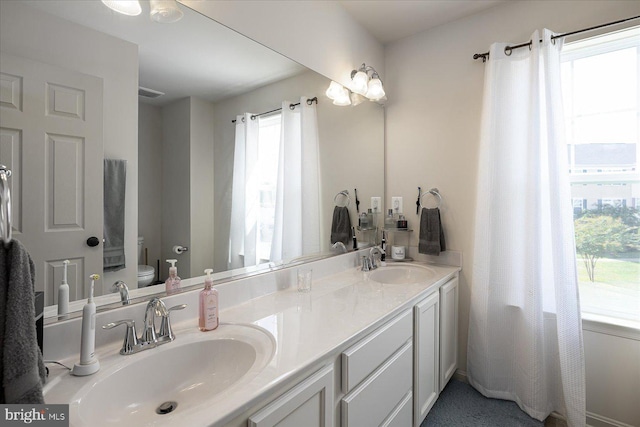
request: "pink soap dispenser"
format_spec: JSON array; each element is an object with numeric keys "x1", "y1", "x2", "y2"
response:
[
  {"x1": 199, "y1": 269, "x2": 219, "y2": 331},
  {"x1": 165, "y1": 259, "x2": 181, "y2": 295}
]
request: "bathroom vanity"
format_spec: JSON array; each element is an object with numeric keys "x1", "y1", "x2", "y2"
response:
[{"x1": 43, "y1": 251, "x2": 459, "y2": 427}]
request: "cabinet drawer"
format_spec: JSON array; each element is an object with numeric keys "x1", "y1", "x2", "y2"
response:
[
  {"x1": 342, "y1": 309, "x2": 412, "y2": 392},
  {"x1": 341, "y1": 341, "x2": 413, "y2": 427},
  {"x1": 248, "y1": 365, "x2": 334, "y2": 427},
  {"x1": 381, "y1": 391, "x2": 412, "y2": 427}
]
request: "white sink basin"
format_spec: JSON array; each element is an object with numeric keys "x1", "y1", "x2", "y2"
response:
[
  {"x1": 369, "y1": 264, "x2": 435, "y2": 284},
  {"x1": 47, "y1": 323, "x2": 275, "y2": 427}
]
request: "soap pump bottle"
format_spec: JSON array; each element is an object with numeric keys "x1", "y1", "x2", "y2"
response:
[
  {"x1": 57, "y1": 260, "x2": 70, "y2": 319},
  {"x1": 385, "y1": 209, "x2": 396, "y2": 229},
  {"x1": 72, "y1": 274, "x2": 100, "y2": 376},
  {"x1": 199, "y1": 269, "x2": 219, "y2": 331},
  {"x1": 165, "y1": 259, "x2": 181, "y2": 294}
]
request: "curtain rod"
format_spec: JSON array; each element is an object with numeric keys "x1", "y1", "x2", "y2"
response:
[
  {"x1": 231, "y1": 97, "x2": 318, "y2": 123},
  {"x1": 473, "y1": 15, "x2": 640, "y2": 62}
]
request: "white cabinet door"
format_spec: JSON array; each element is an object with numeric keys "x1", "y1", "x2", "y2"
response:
[
  {"x1": 248, "y1": 365, "x2": 334, "y2": 427},
  {"x1": 439, "y1": 275, "x2": 459, "y2": 391},
  {"x1": 413, "y1": 291, "x2": 439, "y2": 426}
]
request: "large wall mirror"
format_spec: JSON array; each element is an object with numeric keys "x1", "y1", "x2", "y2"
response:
[{"x1": 0, "y1": 0, "x2": 384, "y2": 321}]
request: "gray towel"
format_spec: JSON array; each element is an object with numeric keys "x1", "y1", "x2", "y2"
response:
[
  {"x1": 330, "y1": 206, "x2": 352, "y2": 245},
  {"x1": 419, "y1": 207, "x2": 446, "y2": 256},
  {"x1": 104, "y1": 159, "x2": 126, "y2": 271},
  {"x1": 0, "y1": 239, "x2": 46, "y2": 403}
]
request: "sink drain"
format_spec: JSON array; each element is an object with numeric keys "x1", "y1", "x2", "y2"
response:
[{"x1": 156, "y1": 401, "x2": 178, "y2": 415}]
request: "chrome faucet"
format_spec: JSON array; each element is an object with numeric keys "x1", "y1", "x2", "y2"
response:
[
  {"x1": 141, "y1": 297, "x2": 167, "y2": 343},
  {"x1": 368, "y1": 246, "x2": 384, "y2": 270},
  {"x1": 361, "y1": 256, "x2": 373, "y2": 272},
  {"x1": 103, "y1": 297, "x2": 186, "y2": 355},
  {"x1": 113, "y1": 281, "x2": 130, "y2": 305}
]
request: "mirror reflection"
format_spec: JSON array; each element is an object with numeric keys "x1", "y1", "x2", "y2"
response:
[{"x1": 0, "y1": 0, "x2": 384, "y2": 320}]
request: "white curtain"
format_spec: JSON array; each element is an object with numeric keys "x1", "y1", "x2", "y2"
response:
[
  {"x1": 228, "y1": 113, "x2": 259, "y2": 269},
  {"x1": 467, "y1": 30, "x2": 586, "y2": 426},
  {"x1": 270, "y1": 97, "x2": 321, "y2": 261}
]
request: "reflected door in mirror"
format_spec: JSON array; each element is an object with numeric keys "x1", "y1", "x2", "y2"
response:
[{"x1": 0, "y1": 53, "x2": 104, "y2": 305}]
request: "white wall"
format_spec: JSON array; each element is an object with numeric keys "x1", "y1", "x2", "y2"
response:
[
  {"x1": 0, "y1": 1, "x2": 138, "y2": 293},
  {"x1": 159, "y1": 97, "x2": 216, "y2": 280},
  {"x1": 189, "y1": 97, "x2": 215, "y2": 276},
  {"x1": 211, "y1": 70, "x2": 384, "y2": 272},
  {"x1": 583, "y1": 328, "x2": 640, "y2": 426},
  {"x1": 181, "y1": 0, "x2": 385, "y2": 90},
  {"x1": 138, "y1": 102, "x2": 163, "y2": 271},
  {"x1": 383, "y1": 1, "x2": 640, "y2": 425},
  {"x1": 162, "y1": 98, "x2": 192, "y2": 278}
]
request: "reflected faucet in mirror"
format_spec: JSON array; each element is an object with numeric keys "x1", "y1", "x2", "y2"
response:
[{"x1": 113, "y1": 281, "x2": 130, "y2": 306}]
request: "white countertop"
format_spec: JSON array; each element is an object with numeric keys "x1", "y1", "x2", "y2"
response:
[{"x1": 44, "y1": 261, "x2": 460, "y2": 427}]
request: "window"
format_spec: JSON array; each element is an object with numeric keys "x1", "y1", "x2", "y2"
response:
[
  {"x1": 561, "y1": 27, "x2": 640, "y2": 324},
  {"x1": 256, "y1": 114, "x2": 281, "y2": 262}
]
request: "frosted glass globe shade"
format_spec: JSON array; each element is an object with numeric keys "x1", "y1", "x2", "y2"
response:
[
  {"x1": 365, "y1": 78, "x2": 386, "y2": 101},
  {"x1": 150, "y1": 0, "x2": 184, "y2": 23},
  {"x1": 332, "y1": 86, "x2": 352, "y2": 106},
  {"x1": 325, "y1": 81, "x2": 345, "y2": 100},
  {"x1": 101, "y1": 0, "x2": 142, "y2": 16},
  {"x1": 351, "y1": 71, "x2": 369, "y2": 95}
]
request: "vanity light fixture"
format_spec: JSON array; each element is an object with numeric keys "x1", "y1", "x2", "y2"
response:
[
  {"x1": 150, "y1": 0, "x2": 184, "y2": 23},
  {"x1": 325, "y1": 81, "x2": 352, "y2": 106},
  {"x1": 350, "y1": 63, "x2": 386, "y2": 101},
  {"x1": 101, "y1": 0, "x2": 142, "y2": 16}
]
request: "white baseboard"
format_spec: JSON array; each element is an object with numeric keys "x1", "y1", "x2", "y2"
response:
[
  {"x1": 586, "y1": 412, "x2": 636, "y2": 427},
  {"x1": 452, "y1": 369, "x2": 468, "y2": 383}
]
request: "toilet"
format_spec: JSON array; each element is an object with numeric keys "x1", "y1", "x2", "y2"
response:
[{"x1": 137, "y1": 236, "x2": 156, "y2": 288}]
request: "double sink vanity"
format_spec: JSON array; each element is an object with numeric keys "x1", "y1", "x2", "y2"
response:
[{"x1": 43, "y1": 250, "x2": 460, "y2": 427}]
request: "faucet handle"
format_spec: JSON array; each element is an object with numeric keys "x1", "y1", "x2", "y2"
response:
[
  {"x1": 158, "y1": 304, "x2": 187, "y2": 343},
  {"x1": 103, "y1": 319, "x2": 140, "y2": 355}
]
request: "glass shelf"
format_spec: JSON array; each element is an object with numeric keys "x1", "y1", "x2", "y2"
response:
[{"x1": 383, "y1": 228, "x2": 413, "y2": 232}]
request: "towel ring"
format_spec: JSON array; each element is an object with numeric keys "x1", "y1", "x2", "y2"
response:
[
  {"x1": 334, "y1": 190, "x2": 350, "y2": 208},
  {"x1": 420, "y1": 188, "x2": 442, "y2": 209}
]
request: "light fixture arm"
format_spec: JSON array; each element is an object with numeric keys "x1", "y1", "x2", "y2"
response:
[{"x1": 350, "y1": 63, "x2": 383, "y2": 85}]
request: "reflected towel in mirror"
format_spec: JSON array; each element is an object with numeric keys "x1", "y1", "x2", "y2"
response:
[
  {"x1": 104, "y1": 159, "x2": 127, "y2": 271},
  {"x1": 330, "y1": 206, "x2": 352, "y2": 245}
]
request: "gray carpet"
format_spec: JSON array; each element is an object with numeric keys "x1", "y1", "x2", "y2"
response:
[{"x1": 421, "y1": 380, "x2": 544, "y2": 427}]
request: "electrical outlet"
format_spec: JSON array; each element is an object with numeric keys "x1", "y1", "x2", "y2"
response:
[
  {"x1": 392, "y1": 197, "x2": 403, "y2": 214},
  {"x1": 371, "y1": 197, "x2": 381, "y2": 213}
]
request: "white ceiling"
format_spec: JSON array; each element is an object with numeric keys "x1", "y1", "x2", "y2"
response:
[{"x1": 339, "y1": 0, "x2": 506, "y2": 45}]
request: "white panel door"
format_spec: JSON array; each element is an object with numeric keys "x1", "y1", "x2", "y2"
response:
[
  {"x1": 414, "y1": 291, "x2": 440, "y2": 426},
  {"x1": 0, "y1": 52, "x2": 103, "y2": 304}
]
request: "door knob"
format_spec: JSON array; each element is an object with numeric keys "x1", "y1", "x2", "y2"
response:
[{"x1": 86, "y1": 236, "x2": 100, "y2": 247}]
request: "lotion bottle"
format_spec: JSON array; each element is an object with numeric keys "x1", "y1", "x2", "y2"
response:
[
  {"x1": 199, "y1": 269, "x2": 219, "y2": 331},
  {"x1": 165, "y1": 259, "x2": 181, "y2": 294},
  {"x1": 57, "y1": 260, "x2": 70, "y2": 319},
  {"x1": 72, "y1": 274, "x2": 100, "y2": 376}
]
